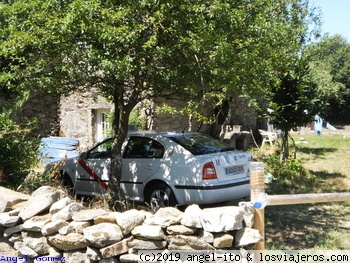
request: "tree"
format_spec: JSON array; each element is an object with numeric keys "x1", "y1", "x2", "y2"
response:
[
  {"x1": 266, "y1": 60, "x2": 322, "y2": 160},
  {"x1": 1, "y1": 0, "x2": 212, "y2": 196},
  {"x1": 0, "y1": 96, "x2": 40, "y2": 189},
  {"x1": 0, "y1": 0, "x2": 320, "y2": 201},
  {"x1": 306, "y1": 35, "x2": 350, "y2": 123},
  {"x1": 0, "y1": 5, "x2": 40, "y2": 189}
]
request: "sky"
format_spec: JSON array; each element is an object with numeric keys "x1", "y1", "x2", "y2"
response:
[{"x1": 311, "y1": 0, "x2": 350, "y2": 42}]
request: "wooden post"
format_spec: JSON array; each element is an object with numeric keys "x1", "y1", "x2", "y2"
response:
[{"x1": 250, "y1": 168, "x2": 265, "y2": 250}]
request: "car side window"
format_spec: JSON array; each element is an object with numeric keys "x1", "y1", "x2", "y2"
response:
[
  {"x1": 123, "y1": 136, "x2": 165, "y2": 159},
  {"x1": 87, "y1": 139, "x2": 113, "y2": 159}
]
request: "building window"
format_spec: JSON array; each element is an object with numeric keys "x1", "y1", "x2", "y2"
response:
[{"x1": 96, "y1": 110, "x2": 110, "y2": 142}]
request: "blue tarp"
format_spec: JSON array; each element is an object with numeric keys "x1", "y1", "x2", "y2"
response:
[{"x1": 39, "y1": 137, "x2": 80, "y2": 164}]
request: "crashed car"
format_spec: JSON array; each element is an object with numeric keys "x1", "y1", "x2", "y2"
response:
[{"x1": 48, "y1": 131, "x2": 251, "y2": 212}]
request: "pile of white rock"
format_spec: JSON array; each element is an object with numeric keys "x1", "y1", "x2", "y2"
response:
[{"x1": 0, "y1": 186, "x2": 262, "y2": 263}]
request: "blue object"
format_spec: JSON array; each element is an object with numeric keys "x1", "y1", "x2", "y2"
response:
[
  {"x1": 314, "y1": 114, "x2": 323, "y2": 136},
  {"x1": 39, "y1": 137, "x2": 79, "y2": 164},
  {"x1": 253, "y1": 202, "x2": 263, "y2": 209},
  {"x1": 252, "y1": 193, "x2": 269, "y2": 209}
]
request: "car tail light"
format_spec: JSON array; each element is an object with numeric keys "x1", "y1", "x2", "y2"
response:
[{"x1": 203, "y1": 162, "x2": 217, "y2": 180}]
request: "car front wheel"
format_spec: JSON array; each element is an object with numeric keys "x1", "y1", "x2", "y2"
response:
[
  {"x1": 146, "y1": 183, "x2": 177, "y2": 213},
  {"x1": 61, "y1": 173, "x2": 75, "y2": 196}
]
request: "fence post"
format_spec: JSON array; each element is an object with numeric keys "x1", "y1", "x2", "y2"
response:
[{"x1": 250, "y1": 163, "x2": 265, "y2": 250}]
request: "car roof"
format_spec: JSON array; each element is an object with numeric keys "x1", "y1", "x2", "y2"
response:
[{"x1": 98, "y1": 131, "x2": 203, "y2": 143}]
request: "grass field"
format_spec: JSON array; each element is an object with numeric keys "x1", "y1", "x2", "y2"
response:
[{"x1": 264, "y1": 129, "x2": 350, "y2": 249}]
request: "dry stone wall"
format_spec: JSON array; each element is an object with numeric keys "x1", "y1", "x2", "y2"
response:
[{"x1": 0, "y1": 186, "x2": 261, "y2": 263}]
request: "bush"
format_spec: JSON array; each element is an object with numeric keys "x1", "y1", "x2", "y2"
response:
[
  {"x1": 263, "y1": 154, "x2": 318, "y2": 194},
  {"x1": 129, "y1": 104, "x2": 147, "y2": 130},
  {"x1": 0, "y1": 110, "x2": 40, "y2": 189}
]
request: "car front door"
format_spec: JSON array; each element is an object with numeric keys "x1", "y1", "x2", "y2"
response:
[
  {"x1": 121, "y1": 136, "x2": 165, "y2": 201},
  {"x1": 74, "y1": 138, "x2": 112, "y2": 196}
]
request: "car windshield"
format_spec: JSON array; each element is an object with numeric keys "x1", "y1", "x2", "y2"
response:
[{"x1": 165, "y1": 133, "x2": 231, "y2": 155}]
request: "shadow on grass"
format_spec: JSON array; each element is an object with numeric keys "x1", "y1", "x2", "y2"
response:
[
  {"x1": 296, "y1": 146, "x2": 338, "y2": 158},
  {"x1": 311, "y1": 170, "x2": 346, "y2": 180},
  {"x1": 309, "y1": 171, "x2": 349, "y2": 193},
  {"x1": 265, "y1": 202, "x2": 350, "y2": 249},
  {"x1": 265, "y1": 170, "x2": 350, "y2": 249}
]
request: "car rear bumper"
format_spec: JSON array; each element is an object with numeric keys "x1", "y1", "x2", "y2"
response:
[{"x1": 172, "y1": 179, "x2": 250, "y2": 205}]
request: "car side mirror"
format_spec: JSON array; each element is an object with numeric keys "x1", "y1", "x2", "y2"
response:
[{"x1": 80, "y1": 152, "x2": 88, "y2": 159}]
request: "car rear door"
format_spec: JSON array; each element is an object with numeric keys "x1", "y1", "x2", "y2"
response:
[{"x1": 121, "y1": 136, "x2": 165, "y2": 201}]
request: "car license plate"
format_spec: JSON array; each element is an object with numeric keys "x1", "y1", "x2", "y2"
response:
[{"x1": 225, "y1": 165, "x2": 244, "y2": 175}]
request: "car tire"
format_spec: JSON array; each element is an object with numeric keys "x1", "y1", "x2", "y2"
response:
[
  {"x1": 146, "y1": 182, "x2": 177, "y2": 213},
  {"x1": 61, "y1": 173, "x2": 75, "y2": 196}
]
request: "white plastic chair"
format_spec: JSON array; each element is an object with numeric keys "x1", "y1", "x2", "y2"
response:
[{"x1": 259, "y1": 129, "x2": 278, "y2": 147}]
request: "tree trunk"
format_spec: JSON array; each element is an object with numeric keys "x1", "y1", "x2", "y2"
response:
[
  {"x1": 280, "y1": 129, "x2": 289, "y2": 161},
  {"x1": 108, "y1": 89, "x2": 136, "y2": 210}
]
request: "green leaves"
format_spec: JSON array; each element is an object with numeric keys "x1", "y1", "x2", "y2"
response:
[
  {"x1": 306, "y1": 35, "x2": 350, "y2": 122},
  {"x1": 0, "y1": 0, "x2": 323, "y2": 186},
  {"x1": 0, "y1": 0, "x2": 320, "y2": 122},
  {"x1": 1, "y1": 0, "x2": 319, "y2": 102},
  {"x1": 0, "y1": 101, "x2": 40, "y2": 189}
]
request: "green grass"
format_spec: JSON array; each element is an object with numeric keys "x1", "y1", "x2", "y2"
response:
[
  {"x1": 264, "y1": 132, "x2": 350, "y2": 250},
  {"x1": 294, "y1": 134, "x2": 350, "y2": 192}
]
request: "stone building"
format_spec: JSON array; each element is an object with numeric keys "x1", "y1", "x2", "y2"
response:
[
  {"x1": 151, "y1": 96, "x2": 257, "y2": 136},
  {"x1": 59, "y1": 90, "x2": 113, "y2": 150},
  {"x1": 16, "y1": 89, "x2": 112, "y2": 150},
  {"x1": 151, "y1": 96, "x2": 258, "y2": 150},
  {"x1": 18, "y1": 90, "x2": 258, "y2": 150},
  {"x1": 15, "y1": 92, "x2": 61, "y2": 138}
]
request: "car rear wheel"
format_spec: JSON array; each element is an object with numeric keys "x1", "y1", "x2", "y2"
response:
[{"x1": 146, "y1": 183, "x2": 177, "y2": 213}]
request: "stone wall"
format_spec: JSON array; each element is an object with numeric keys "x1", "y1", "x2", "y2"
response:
[
  {"x1": 230, "y1": 96, "x2": 258, "y2": 131},
  {"x1": 12, "y1": 89, "x2": 112, "y2": 149},
  {"x1": 151, "y1": 96, "x2": 258, "y2": 136},
  {"x1": 150, "y1": 98, "x2": 190, "y2": 132},
  {"x1": 15, "y1": 92, "x2": 61, "y2": 137},
  {"x1": 0, "y1": 186, "x2": 261, "y2": 263},
  {"x1": 15, "y1": 90, "x2": 258, "y2": 151},
  {"x1": 59, "y1": 89, "x2": 113, "y2": 150}
]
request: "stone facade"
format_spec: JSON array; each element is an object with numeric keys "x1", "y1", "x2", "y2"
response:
[
  {"x1": 16, "y1": 90, "x2": 258, "y2": 150},
  {"x1": 0, "y1": 186, "x2": 262, "y2": 263},
  {"x1": 15, "y1": 91, "x2": 60, "y2": 137},
  {"x1": 59, "y1": 89, "x2": 113, "y2": 150},
  {"x1": 15, "y1": 90, "x2": 114, "y2": 150},
  {"x1": 151, "y1": 96, "x2": 257, "y2": 135}
]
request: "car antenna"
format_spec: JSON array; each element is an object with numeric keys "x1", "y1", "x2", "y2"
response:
[{"x1": 181, "y1": 125, "x2": 188, "y2": 134}]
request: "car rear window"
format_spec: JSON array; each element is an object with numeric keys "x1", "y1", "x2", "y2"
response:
[{"x1": 165, "y1": 133, "x2": 231, "y2": 155}]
